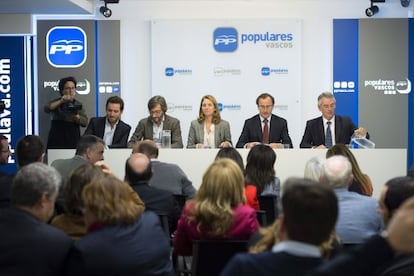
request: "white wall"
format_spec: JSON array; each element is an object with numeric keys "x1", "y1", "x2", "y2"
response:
[{"x1": 97, "y1": 0, "x2": 411, "y2": 145}]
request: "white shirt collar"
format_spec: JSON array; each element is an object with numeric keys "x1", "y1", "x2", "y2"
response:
[{"x1": 271, "y1": 240, "x2": 321, "y2": 257}]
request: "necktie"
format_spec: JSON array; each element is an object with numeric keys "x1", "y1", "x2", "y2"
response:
[
  {"x1": 325, "y1": 121, "x2": 332, "y2": 148},
  {"x1": 262, "y1": 119, "x2": 269, "y2": 144}
]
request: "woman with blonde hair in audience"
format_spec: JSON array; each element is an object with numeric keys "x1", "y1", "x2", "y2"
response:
[
  {"x1": 187, "y1": 94, "x2": 232, "y2": 148},
  {"x1": 66, "y1": 174, "x2": 174, "y2": 275},
  {"x1": 173, "y1": 158, "x2": 259, "y2": 256},
  {"x1": 326, "y1": 144, "x2": 373, "y2": 196}
]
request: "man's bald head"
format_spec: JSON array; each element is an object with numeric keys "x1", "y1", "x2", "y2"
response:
[
  {"x1": 132, "y1": 140, "x2": 159, "y2": 159},
  {"x1": 124, "y1": 153, "x2": 153, "y2": 184},
  {"x1": 321, "y1": 155, "x2": 352, "y2": 189}
]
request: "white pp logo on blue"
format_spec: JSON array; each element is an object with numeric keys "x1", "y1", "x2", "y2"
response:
[
  {"x1": 213, "y1": 27, "x2": 238, "y2": 52},
  {"x1": 46, "y1": 26, "x2": 87, "y2": 68}
]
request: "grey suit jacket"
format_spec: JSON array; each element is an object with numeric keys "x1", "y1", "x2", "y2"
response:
[
  {"x1": 186, "y1": 119, "x2": 232, "y2": 148},
  {"x1": 128, "y1": 114, "x2": 183, "y2": 148}
]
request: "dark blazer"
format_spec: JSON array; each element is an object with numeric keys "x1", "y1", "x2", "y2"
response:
[
  {"x1": 65, "y1": 212, "x2": 174, "y2": 276},
  {"x1": 84, "y1": 116, "x2": 131, "y2": 148},
  {"x1": 0, "y1": 173, "x2": 14, "y2": 208},
  {"x1": 236, "y1": 114, "x2": 293, "y2": 148},
  {"x1": 0, "y1": 207, "x2": 72, "y2": 276},
  {"x1": 221, "y1": 251, "x2": 323, "y2": 276},
  {"x1": 128, "y1": 114, "x2": 183, "y2": 148},
  {"x1": 130, "y1": 182, "x2": 181, "y2": 233},
  {"x1": 300, "y1": 115, "x2": 369, "y2": 148}
]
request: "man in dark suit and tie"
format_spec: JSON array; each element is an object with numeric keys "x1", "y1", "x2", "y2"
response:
[
  {"x1": 236, "y1": 93, "x2": 293, "y2": 149},
  {"x1": 300, "y1": 92, "x2": 368, "y2": 149},
  {"x1": 84, "y1": 96, "x2": 131, "y2": 148}
]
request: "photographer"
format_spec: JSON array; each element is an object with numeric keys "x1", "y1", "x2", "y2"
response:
[{"x1": 44, "y1": 76, "x2": 88, "y2": 149}]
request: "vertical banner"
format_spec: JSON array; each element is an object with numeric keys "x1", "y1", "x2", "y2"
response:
[
  {"x1": 408, "y1": 19, "x2": 414, "y2": 168},
  {"x1": 333, "y1": 19, "x2": 411, "y2": 153},
  {"x1": 37, "y1": 20, "x2": 97, "y2": 149},
  {"x1": 0, "y1": 36, "x2": 29, "y2": 173},
  {"x1": 151, "y1": 20, "x2": 302, "y2": 148},
  {"x1": 96, "y1": 20, "x2": 121, "y2": 116}
]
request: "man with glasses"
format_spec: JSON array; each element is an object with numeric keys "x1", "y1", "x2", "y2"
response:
[
  {"x1": 300, "y1": 92, "x2": 367, "y2": 148},
  {"x1": 0, "y1": 135, "x2": 11, "y2": 167},
  {"x1": 128, "y1": 95, "x2": 183, "y2": 148},
  {"x1": 236, "y1": 93, "x2": 293, "y2": 149}
]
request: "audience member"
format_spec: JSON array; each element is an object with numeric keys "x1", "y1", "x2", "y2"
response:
[
  {"x1": 215, "y1": 147, "x2": 245, "y2": 173},
  {"x1": 51, "y1": 135, "x2": 105, "y2": 214},
  {"x1": 373, "y1": 176, "x2": 414, "y2": 275},
  {"x1": 408, "y1": 164, "x2": 414, "y2": 177},
  {"x1": 84, "y1": 95, "x2": 131, "y2": 148},
  {"x1": 304, "y1": 156, "x2": 325, "y2": 181},
  {"x1": 44, "y1": 76, "x2": 88, "y2": 149},
  {"x1": 187, "y1": 94, "x2": 232, "y2": 148},
  {"x1": 321, "y1": 155, "x2": 383, "y2": 244},
  {"x1": 300, "y1": 92, "x2": 368, "y2": 148},
  {"x1": 326, "y1": 144, "x2": 373, "y2": 196},
  {"x1": 128, "y1": 95, "x2": 183, "y2": 148},
  {"x1": 311, "y1": 196, "x2": 414, "y2": 276},
  {"x1": 244, "y1": 144, "x2": 280, "y2": 210},
  {"x1": 51, "y1": 163, "x2": 104, "y2": 239},
  {"x1": 132, "y1": 140, "x2": 196, "y2": 198},
  {"x1": 65, "y1": 173, "x2": 174, "y2": 275},
  {"x1": 236, "y1": 93, "x2": 293, "y2": 149},
  {"x1": 0, "y1": 163, "x2": 72, "y2": 275},
  {"x1": 0, "y1": 135, "x2": 11, "y2": 168},
  {"x1": 125, "y1": 153, "x2": 180, "y2": 234},
  {"x1": 221, "y1": 177, "x2": 338, "y2": 276},
  {"x1": 173, "y1": 158, "x2": 259, "y2": 256},
  {"x1": 0, "y1": 135, "x2": 45, "y2": 208}
]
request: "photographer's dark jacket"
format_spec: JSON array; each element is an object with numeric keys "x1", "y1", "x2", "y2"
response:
[{"x1": 45, "y1": 98, "x2": 88, "y2": 149}]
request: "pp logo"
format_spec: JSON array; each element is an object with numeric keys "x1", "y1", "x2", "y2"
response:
[
  {"x1": 261, "y1": 67, "x2": 270, "y2": 76},
  {"x1": 46, "y1": 26, "x2": 87, "y2": 68},
  {"x1": 165, "y1": 67, "x2": 174, "y2": 77},
  {"x1": 213, "y1": 28, "x2": 238, "y2": 52}
]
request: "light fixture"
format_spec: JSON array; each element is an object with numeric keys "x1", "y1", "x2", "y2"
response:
[
  {"x1": 365, "y1": 4, "x2": 379, "y2": 17},
  {"x1": 100, "y1": 0, "x2": 119, "y2": 18}
]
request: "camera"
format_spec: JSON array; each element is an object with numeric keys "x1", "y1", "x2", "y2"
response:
[{"x1": 61, "y1": 102, "x2": 82, "y2": 114}]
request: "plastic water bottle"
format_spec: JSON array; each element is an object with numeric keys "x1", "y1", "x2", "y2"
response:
[{"x1": 350, "y1": 134, "x2": 375, "y2": 149}]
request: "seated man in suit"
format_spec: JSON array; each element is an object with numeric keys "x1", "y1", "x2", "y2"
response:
[
  {"x1": 128, "y1": 95, "x2": 183, "y2": 148},
  {"x1": 84, "y1": 95, "x2": 131, "y2": 148},
  {"x1": 0, "y1": 135, "x2": 11, "y2": 168},
  {"x1": 125, "y1": 153, "x2": 181, "y2": 233},
  {"x1": 321, "y1": 155, "x2": 383, "y2": 244},
  {"x1": 221, "y1": 177, "x2": 338, "y2": 276},
  {"x1": 236, "y1": 93, "x2": 293, "y2": 149},
  {"x1": 300, "y1": 91, "x2": 368, "y2": 148},
  {"x1": 0, "y1": 163, "x2": 72, "y2": 276},
  {"x1": 132, "y1": 139, "x2": 196, "y2": 198}
]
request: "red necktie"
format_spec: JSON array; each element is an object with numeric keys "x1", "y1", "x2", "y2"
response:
[{"x1": 262, "y1": 119, "x2": 269, "y2": 144}]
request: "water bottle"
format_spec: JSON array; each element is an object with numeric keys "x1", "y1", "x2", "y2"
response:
[{"x1": 350, "y1": 133, "x2": 375, "y2": 149}]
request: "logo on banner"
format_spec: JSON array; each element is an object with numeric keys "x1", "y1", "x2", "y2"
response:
[
  {"x1": 364, "y1": 78, "x2": 412, "y2": 95},
  {"x1": 43, "y1": 79, "x2": 91, "y2": 95},
  {"x1": 213, "y1": 28, "x2": 238, "y2": 52},
  {"x1": 46, "y1": 26, "x2": 87, "y2": 68},
  {"x1": 333, "y1": 81, "x2": 356, "y2": 93},
  {"x1": 218, "y1": 102, "x2": 241, "y2": 112},
  {"x1": 261, "y1": 67, "x2": 289, "y2": 76},
  {"x1": 213, "y1": 67, "x2": 241, "y2": 76},
  {"x1": 167, "y1": 103, "x2": 193, "y2": 112},
  {"x1": 164, "y1": 67, "x2": 192, "y2": 77}
]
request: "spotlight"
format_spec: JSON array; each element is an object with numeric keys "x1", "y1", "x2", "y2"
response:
[
  {"x1": 365, "y1": 4, "x2": 379, "y2": 17},
  {"x1": 100, "y1": 5, "x2": 112, "y2": 17}
]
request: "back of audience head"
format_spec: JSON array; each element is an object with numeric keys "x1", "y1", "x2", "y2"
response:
[
  {"x1": 11, "y1": 163, "x2": 61, "y2": 222},
  {"x1": 321, "y1": 155, "x2": 352, "y2": 189},
  {"x1": 76, "y1": 135, "x2": 105, "y2": 163},
  {"x1": 124, "y1": 153, "x2": 153, "y2": 184},
  {"x1": 132, "y1": 139, "x2": 159, "y2": 159},
  {"x1": 82, "y1": 174, "x2": 145, "y2": 226},
  {"x1": 245, "y1": 144, "x2": 276, "y2": 193},
  {"x1": 280, "y1": 177, "x2": 338, "y2": 246},
  {"x1": 16, "y1": 135, "x2": 45, "y2": 167},
  {"x1": 64, "y1": 163, "x2": 105, "y2": 216},
  {"x1": 215, "y1": 147, "x2": 244, "y2": 173},
  {"x1": 192, "y1": 158, "x2": 245, "y2": 235},
  {"x1": 378, "y1": 176, "x2": 414, "y2": 226},
  {"x1": 304, "y1": 156, "x2": 325, "y2": 181}
]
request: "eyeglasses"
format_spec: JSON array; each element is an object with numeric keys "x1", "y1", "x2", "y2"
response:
[
  {"x1": 64, "y1": 87, "x2": 76, "y2": 91},
  {"x1": 1, "y1": 149, "x2": 10, "y2": 153},
  {"x1": 150, "y1": 109, "x2": 163, "y2": 115},
  {"x1": 321, "y1": 104, "x2": 336, "y2": 109},
  {"x1": 258, "y1": 105, "x2": 274, "y2": 110}
]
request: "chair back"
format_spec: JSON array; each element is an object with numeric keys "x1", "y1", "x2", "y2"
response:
[
  {"x1": 157, "y1": 213, "x2": 171, "y2": 238},
  {"x1": 257, "y1": 195, "x2": 278, "y2": 225},
  {"x1": 191, "y1": 240, "x2": 248, "y2": 276},
  {"x1": 256, "y1": 210, "x2": 267, "y2": 227},
  {"x1": 173, "y1": 194, "x2": 188, "y2": 213}
]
